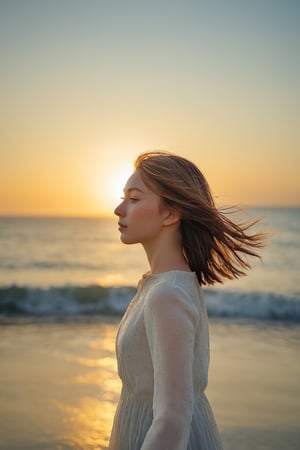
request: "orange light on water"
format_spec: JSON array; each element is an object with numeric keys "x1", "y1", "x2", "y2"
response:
[
  {"x1": 54, "y1": 396, "x2": 118, "y2": 450},
  {"x1": 54, "y1": 322, "x2": 121, "y2": 449}
]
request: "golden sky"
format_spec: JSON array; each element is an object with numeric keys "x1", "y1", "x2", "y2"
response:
[{"x1": 1, "y1": 1, "x2": 299, "y2": 217}]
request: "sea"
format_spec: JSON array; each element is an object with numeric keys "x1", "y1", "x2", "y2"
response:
[
  {"x1": 0, "y1": 207, "x2": 299, "y2": 322},
  {"x1": 1, "y1": 207, "x2": 300, "y2": 450}
]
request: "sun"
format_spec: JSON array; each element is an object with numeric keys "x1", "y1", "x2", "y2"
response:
[
  {"x1": 92, "y1": 163, "x2": 133, "y2": 215},
  {"x1": 91, "y1": 157, "x2": 134, "y2": 216},
  {"x1": 109, "y1": 166, "x2": 133, "y2": 204}
]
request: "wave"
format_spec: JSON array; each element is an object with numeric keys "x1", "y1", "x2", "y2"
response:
[
  {"x1": 0, "y1": 284, "x2": 299, "y2": 322},
  {"x1": 0, "y1": 261, "x2": 104, "y2": 270}
]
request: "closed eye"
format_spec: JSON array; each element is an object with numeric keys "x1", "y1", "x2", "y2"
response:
[{"x1": 120, "y1": 196, "x2": 140, "y2": 202}]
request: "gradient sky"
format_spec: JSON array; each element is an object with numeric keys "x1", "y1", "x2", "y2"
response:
[{"x1": 1, "y1": 0, "x2": 299, "y2": 216}]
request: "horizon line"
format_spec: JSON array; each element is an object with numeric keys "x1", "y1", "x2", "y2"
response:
[{"x1": 0, "y1": 205, "x2": 299, "y2": 219}]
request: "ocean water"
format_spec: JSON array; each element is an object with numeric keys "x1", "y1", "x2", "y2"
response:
[{"x1": 0, "y1": 207, "x2": 299, "y2": 322}]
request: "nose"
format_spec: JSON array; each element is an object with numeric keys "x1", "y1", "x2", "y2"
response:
[{"x1": 114, "y1": 200, "x2": 125, "y2": 217}]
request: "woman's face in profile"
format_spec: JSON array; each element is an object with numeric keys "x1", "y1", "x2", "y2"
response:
[{"x1": 114, "y1": 170, "x2": 169, "y2": 245}]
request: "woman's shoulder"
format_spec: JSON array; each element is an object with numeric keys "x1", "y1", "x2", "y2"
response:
[
  {"x1": 144, "y1": 270, "x2": 200, "y2": 295},
  {"x1": 143, "y1": 271, "x2": 201, "y2": 320}
]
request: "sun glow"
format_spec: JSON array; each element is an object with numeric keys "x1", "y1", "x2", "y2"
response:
[
  {"x1": 93, "y1": 161, "x2": 133, "y2": 216},
  {"x1": 109, "y1": 165, "x2": 133, "y2": 205}
]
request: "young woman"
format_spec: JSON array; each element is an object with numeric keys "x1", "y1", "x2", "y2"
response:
[{"x1": 109, "y1": 151, "x2": 265, "y2": 450}]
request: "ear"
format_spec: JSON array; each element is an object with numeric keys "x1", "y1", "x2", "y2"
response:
[{"x1": 162, "y1": 209, "x2": 181, "y2": 227}]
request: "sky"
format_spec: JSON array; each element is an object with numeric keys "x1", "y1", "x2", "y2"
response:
[{"x1": 0, "y1": 0, "x2": 299, "y2": 217}]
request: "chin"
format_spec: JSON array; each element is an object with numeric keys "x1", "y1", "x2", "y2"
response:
[
  {"x1": 120, "y1": 234, "x2": 140, "y2": 245},
  {"x1": 120, "y1": 235, "x2": 134, "y2": 245}
]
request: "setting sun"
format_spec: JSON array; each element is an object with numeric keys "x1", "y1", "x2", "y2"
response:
[
  {"x1": 90, "y1": 161, "x2": 134, "y2": 216},
  {"x1": 108, "y1": 165, "x2": 133, "y2": 205}
]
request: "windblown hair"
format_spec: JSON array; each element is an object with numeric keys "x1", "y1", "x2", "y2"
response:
[{"x1": 135, "y1": 151, "x2": 266, "y2": 286}]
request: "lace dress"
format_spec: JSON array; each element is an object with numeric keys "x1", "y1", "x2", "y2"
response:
[{"x1": 109, "y1": 271, "x2": 223, "y2": 450}]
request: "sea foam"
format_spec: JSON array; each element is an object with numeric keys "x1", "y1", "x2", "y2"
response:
[{"x1": 0, "y1": 284, "x2": 299, "y2": 322}]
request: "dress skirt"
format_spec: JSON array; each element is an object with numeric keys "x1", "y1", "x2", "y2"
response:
[{"x1": 109, "y1": 387, "x2": 223, "y2": 450}]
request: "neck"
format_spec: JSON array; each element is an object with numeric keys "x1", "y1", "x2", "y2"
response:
[{"x1": 142, "y1": 229, "x2": 190, "y2": 275}]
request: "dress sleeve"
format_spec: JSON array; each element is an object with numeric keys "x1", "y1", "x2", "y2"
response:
[{"x1": 141, "y1": 284, "x2": 199, "y2": 450}]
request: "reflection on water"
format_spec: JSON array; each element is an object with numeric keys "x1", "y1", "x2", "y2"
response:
[
  {"x1": 0, "y1": 319, "x2": 122, "y2": 450},
  {"x1": 54, "y1": 321, "x2": 122, "y2": 449},
  {"x1": 55, "y1": 396, "x2": 117, "y2": 449}
]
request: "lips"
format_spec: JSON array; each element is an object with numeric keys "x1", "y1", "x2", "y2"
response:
[{"x1": 118, "y1": 222, "x2": 127, "y2": 231}]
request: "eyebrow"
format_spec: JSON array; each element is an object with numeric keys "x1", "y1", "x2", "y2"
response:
[{"x1": 123, "y1": 187, "x2": 145, "y2": 194}]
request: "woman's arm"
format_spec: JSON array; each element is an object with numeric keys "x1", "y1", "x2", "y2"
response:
[{"x1": 142, "y1": 285, "x2": 199, "y2": 450}]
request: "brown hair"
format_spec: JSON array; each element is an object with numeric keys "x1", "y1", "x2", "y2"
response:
[{"x1": 135, "y1": 151, "x2": 266, "y2": 285}]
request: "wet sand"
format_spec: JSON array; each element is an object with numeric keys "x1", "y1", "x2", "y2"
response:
[{"x1": 0, "y1": 318, "x2": 299, "y2": 449}]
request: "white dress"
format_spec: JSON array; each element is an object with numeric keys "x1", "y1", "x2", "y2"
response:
[{"x1": 109, "y1": 271, "x2": 223, "y2": 450}]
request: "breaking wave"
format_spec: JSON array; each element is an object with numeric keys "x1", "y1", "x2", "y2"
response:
[{"x1": 0, "y1": 284, "x2": 299, "y2": 322}]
